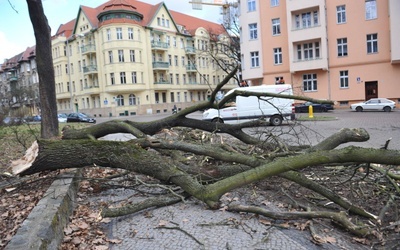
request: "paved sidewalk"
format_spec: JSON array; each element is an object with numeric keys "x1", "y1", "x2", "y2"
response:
[{"x1": 90, "y1": 188, "x2": 368, "y2": 250}]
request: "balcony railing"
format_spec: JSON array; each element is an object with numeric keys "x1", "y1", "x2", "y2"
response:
[
  {"x1": 84, "y1": 85, "x2": 99, "y2": 89},
  {"x1": 185, "y1": 46, "x2": 196, "y2": 54},
  {"x1": 186, "y1": 64, "x2": 197, "y2": 71},
  {"x1": 83, "y1": 65, "x2": 98, "y2": 73},
  {"x1": 154, "y1": 80, "x2": 171, "y2": 84},
  {"x1": 151, "y1": 41, "x2": 169, "y2": 50},
  {"x1": 7, "y1": 76, "x2": 18, "y2": 82},
  {"x1": 81, "y1": 44, "x2": 96, "y2": 54},
  {"x1": 152, "y1": 61, "x2": 169, "y2": 69}
]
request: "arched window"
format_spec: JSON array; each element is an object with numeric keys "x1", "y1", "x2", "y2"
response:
[
  {"x1": 129, "y1": 94, "x2": 136, "y2": 105},
  {"x1": 116, "y1": 94, "x2": 124, "y2": 106}
]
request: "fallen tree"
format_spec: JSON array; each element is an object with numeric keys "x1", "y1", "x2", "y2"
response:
[{"x1": 9, "y1": 70, "x2": 400, "y2": 240}]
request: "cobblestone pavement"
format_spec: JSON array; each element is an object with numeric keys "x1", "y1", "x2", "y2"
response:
[
  {"x1": 90, "y1": 188, "x2": 368, "y2": 250},
  {"x1": 93, "y1": 109, "x2": 396, "y2": 249}
]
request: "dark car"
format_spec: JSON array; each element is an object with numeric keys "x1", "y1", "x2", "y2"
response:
[
  {"x1": 295, "y1": 101, "x2": 334, "y2": 113},
  {"x1": 67, "y1": 113, "x2": 96, "y2": 123}
]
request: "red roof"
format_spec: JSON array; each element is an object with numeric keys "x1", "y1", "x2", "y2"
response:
[{"x1": 54, "y1": 0, "x2": 224, "y2": 37}]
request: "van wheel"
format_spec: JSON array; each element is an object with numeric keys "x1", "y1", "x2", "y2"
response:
[
  {"x1": 212, "y1": 118, "x2": 224, "y2": 123},
  {"x1": 270, "y1": 115, "x2": 282, "y2": 126}
]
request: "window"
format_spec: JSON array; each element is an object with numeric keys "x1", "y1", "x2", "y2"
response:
[
  {"x1": 302, "y1": 13, "x2": 311, "y2": 28},
  {"x1": 337, "y1": 38, "x2": 348, "y2": 56},
  {"x1": 128, "y1": 28, "x2": 134, "y2": 40},
  {"x1": 116, "y1": 95, "x2": 124, "y2": 106},
  {"x1": 108, "y1": 51, "x2": 113, "y2": 63},
  {"x1": 107, "y1": 29, "x2": 111, "y2": 41},
  {"x1": 176, "y1": 74, "x2": 180, "y2": 84},
  {"x1": 365, "y1": 0, "x2": 377, "y2": 20},
  {"x1": 118, "y1": 50, "x2": 124, "y2": 62},
  {"x1": 173, "y1": 37, "x2": 177, "y2": 47},
  {"x1": 247, "y1": 0, "x2": 256, "y2": 11},
  {"x1": 273, "y1": 48, "x2": 282, "y2": 65},
  {"x1": 181, "y1": 56, "x2": 185, "y2": 66},
  {"x1": 367, "y1": 33, "x2": 378, "y2": 53},
  {"x1": 110, "y1": 73, "x2": 115, "y2": 85},
  {"x1": 297, "y1": 42, "x2": 320, "y2": 61},
  {"x1": 272, "y1": 18, "x2": 281, "y2": 35},
  {"x1": 130, "y1": 50, "x2": 135, "y2": 62},
  {"x1": 250, "y1": 51, "x2": 259, "y2": 67},
  {"x1": 168, "y1": 55, "x2": 172, "y2": 66},
  {"x1": 170, "y1": 92, "x2": 175, "y2": 103},
  {"x1": 340, "y1": 70, "x2": 349, "y2": 88},
  {"x1": 131, "y1": 72, "x2": 137, "y2": 83},
  {"x1": 129, "y1": 94, "x2": 136, "y2": 105},
  {"x1": 174, "y1": 55, "x2": 178, "y2": 66},
  {"x1": 303, "y1": 74, "x2": 317, "y2": 91},
  {"x1": 249, "y1": 23, "x2": 258, "y2": 40},
  {"x1": 271, "y1": 0, "x2": 279, "y2": 7},
  {"x1": 337, "y1": 5, "x2": 346, "y2": 24},
  {"x1": 120, "y1": 72, "x2": 126, "y2": 84},
  {"x1": 116, "y1": 28, "x2": 123, "y2": 40},
  {"x1": 295, "y1": 11, "x2": 319, "y2": 29},
  {"x1": 169, "y1": 73, "x2": 173, "y2": 84}
]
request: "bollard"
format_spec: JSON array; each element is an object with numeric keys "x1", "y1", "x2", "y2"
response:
[{"x1": 308, "y1": 105, "x2": 314, "y2": 118}]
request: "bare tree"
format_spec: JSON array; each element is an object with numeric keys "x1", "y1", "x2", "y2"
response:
[
  {"x1": 26, "y1": 0, "x2": 58, "y2": 138},
  {"x1": 10, "y1": 69, "x2": 400, "y2": 239}
]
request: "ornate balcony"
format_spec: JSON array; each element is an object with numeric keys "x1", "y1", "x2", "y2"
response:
[
  {"x1": 152, "y1": 61, "x2": 169, "y2": 70},
  {"x1": 83, "y1": 65, "x2": 98, "y2": 74},
  {"x1": 81, "y1": 44, "x2": 96, "y2": 55},
  {"x1": 151, "y1": 41, "x2": 168, "y2": 50},
  {"x1": 186, "y1": 64, "x2": 197, "y2": 72},
  {"x1": 185, "y1": 46, "x2": 196, "y2": 54}
]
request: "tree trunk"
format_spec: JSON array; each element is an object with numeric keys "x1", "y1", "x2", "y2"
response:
[
  {"x1": 11, "y1": 139, "x2": 400, "y2": 209},
  {"x1": 26, "y1": 0, "x2": 59, "y2": 139}
]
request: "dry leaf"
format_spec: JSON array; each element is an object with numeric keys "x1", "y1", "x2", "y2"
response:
[
  {"x1": 259, "y1": 219, "x2": 271, "y2": 226},
  {"x1": 107, "y1": 238, "x2": 122, "y2": 244},
  {"x1": 158, "y1": 220, "x2": 168, "y2": 227}
]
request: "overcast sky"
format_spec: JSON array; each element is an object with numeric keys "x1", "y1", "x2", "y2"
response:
[{"x1": 0, "y1": 0, "x2": 222, "y2": 62}]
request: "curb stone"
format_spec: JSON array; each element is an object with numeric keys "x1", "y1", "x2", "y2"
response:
[{"x1": 5, "y1": 170, "x2": 80, "y2": 250}]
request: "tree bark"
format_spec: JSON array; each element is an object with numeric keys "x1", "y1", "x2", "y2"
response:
[
  {"x1": 11, "y1": 138, "x2": 400, "y2": 209},
  {"x1": 26, "y1": 0, "x2": 59, "y2": 139}
]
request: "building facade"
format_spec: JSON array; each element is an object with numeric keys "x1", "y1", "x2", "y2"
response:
[
  {"x1": 240, "y1": 0, "x2": 400, "y2": 106},
  {"x1": 52, "y1": 0, "x2": 235, "y2": 117},
  {"x1": 0, "y1": 46, "x2": 40, "y2": 116}
]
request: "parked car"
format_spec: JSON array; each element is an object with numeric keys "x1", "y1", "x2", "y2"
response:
[
  {"x1": 66, "y1": 113, "x2": 96, "y2": 123},
  {"x1": 295, "y1": 101, "x2": 334, "y2": 113},
  {"x1": 57, "y1": 113, "x2": 68, "y2": 123},
  {"x1": 350, "y1": 98, "x2": 395, "y2": 112},
  {"x1": 24, "y1": 115, "x2": 41, "y2": 122},
  {"x1": 2, "y1": 117, "x2": 25, "y2": 125}
]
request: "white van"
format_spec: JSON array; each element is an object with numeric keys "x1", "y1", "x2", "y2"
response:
[{"x1": 202, "y1": 85, "x2": 295, "y2": 126}]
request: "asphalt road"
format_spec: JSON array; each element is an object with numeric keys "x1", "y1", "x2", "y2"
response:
[{"x1": 96, "y1": 109, "x2": 400, "y2": 150}]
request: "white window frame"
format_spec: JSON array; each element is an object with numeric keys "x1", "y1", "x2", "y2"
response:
[
  {"x1": 116, "y1": 28, "x2": 123, "y2": 40},
  {"x1": 340, "y1": 70, "x2": 349, "y2": 88},
  {"x1": 367, "y1": 33, "x2": 378, "y2": 53},
  {"x1": 303, "y1": 74, "x2": 317, "y2": 92},
  {"x1": 249, "y1": 23, "x2": 258, "y2": 40},
  {"x1": 365, "y1": 0, "x2": 377, "y2": 20},
  {"x1": 250, "y1": 51, "x2": 259, "y2": 68},
  {"x1": 337, "y1": 38, "x2": 348, "y2": 57},
  {"x1": 272, "y1": 18, "x2": 280, "y2": 35},
  {"x1": 271, "y1": 0, "x2": 279, "y2": 7},
  {"x1": 118, "y1": 50, "x2": 124, "y2": 62},
  {"x1": 120, "y1": 72, "x2": 126, "y2": 84},
  {"x1": 273, "y1": 48, "x2": 282, "y2": 65},
  {"x1": 128, "y1": 28, "x2": 134, "y2": 40},
  {"x1": 130, "y1": 50, "x2": 135, "y2": 62},
  {"x1": 336, "y1": 5, "x2": 346, "y2": 24},
  {"x1": 247, "y1": 0, "x2": 256, "y2": 12}
]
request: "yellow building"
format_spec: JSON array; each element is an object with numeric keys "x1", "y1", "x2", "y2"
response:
[
  {"x1": 240, "y1": 0, "x2": 400, "y2": 107},
  {"x1": 52, "y1": 0, "x2": 235, "y2": 117}
]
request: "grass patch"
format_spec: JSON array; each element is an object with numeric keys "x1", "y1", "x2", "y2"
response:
[{"x1": 296, "y1": 115, "x2": 337, "y2": 121}]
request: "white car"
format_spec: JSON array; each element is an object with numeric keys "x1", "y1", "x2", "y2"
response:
[
  {"x1": 57, "y1": 113, "x2": 68, "y2": 123},
  {"x1": 350, "y1": 98, "x2": 395, "y2": 112}
]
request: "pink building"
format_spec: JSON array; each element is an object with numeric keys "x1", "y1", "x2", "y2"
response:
[{"x1": 240, "y1": 0, "x2": 400, "y2": 107}]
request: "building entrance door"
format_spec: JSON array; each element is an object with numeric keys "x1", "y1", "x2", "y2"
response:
[{"x1": 365, "y1": 81, "x2": 378, "y2": 100}]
